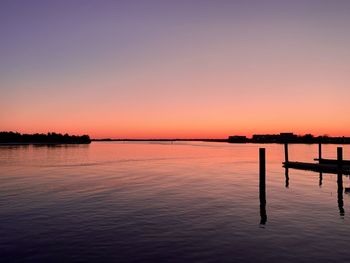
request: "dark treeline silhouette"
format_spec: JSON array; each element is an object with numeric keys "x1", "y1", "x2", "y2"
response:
[
  {"x1": 229, "y1": 132, "x2": 350, "y2": 144},
  {"x1": 0, "y1": 132, "x2": 91, "y2": 144},
  {"x1": 93, "y1": 138, "x2": 228, "y2": 142}
]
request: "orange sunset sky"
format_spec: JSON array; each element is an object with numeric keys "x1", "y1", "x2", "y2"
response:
[{"x1": 1, "y1": 1, "x2": 350, "y2": 139}]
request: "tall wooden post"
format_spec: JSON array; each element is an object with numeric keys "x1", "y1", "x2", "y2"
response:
[
  {"x1": 318, "y1": 143, "x2": 322, "y2": 162},
  {"x1": 259, "y1": 148, "x2": 266, "y2": 192},
  {"x1": 337, "y1": 147, "x2": 343, "y2": 168},
  {"x1": 284, "y1": 143, "x2": 289, "y2": 163},
  {"x1": 259, "y1": 148, "x2": 267, "y2": 224}
]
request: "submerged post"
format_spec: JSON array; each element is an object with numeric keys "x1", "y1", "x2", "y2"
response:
[
  {"x1": 318, "y1": 143, "x2": 322, "y2": 162},
  {"x1": 284, "y1": 143, "x2": 289, "y2": 163},
  {"x1": 259, "y1": 148, "x2": 267, "y2": 224}
]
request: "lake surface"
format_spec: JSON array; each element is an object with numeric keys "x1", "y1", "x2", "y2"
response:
[{"x1": 1, "y1": 142, "x2": 350, "y2": 262}]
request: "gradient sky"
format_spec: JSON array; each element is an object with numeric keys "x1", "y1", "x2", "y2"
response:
[{"x1": 1, "y1": 0, "x2": 350, "y2": 138}]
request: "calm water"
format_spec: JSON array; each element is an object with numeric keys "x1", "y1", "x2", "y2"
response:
[{"x1": 1, "y1": 142, "x2": 350, "y2": 262}]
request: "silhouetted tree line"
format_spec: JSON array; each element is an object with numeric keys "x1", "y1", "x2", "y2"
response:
[
  {"x1": 0, "y1": 132, "x2": 91, "y2": 144},
  {"x1": 228, "y1": 133, "x2": 350, "y2": 144}
]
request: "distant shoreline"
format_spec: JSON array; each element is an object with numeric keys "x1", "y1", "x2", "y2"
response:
[
  {"x1": 0, "y1": 142, "x2": 91, "y2": 146},
  {"x1": 92, "y1": 138, "x2": 228, "y2": 142},
  {"x1": 92, "y1": 139, "x2": 350, "y2": 144},
  {"x1": 2, "y1": 140, "x2": 350, "y2": 145},
  {"x1": 0, "y1": 132, "x2": 91, "y2": 145},
  {"x1": 2, "y1": 131, "x2": 350, "y2": 145}
]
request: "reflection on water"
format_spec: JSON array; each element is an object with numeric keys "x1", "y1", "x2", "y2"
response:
[
  {"x1": 259, "y1": 182, "x2": 267, "y2": 226},
  {"x1": 285, "y1": 168, "x2": 289, "y2": 188},
  {"x1": 1, "y1": 142, "x2": 350, "y2": 262},
  {"x1": 337, "y1": 173, "x2": 345, "y2": 217}
]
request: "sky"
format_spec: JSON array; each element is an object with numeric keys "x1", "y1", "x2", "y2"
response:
[{"x1": 1, "y1": 0, "x2": 350, "y2": 139}]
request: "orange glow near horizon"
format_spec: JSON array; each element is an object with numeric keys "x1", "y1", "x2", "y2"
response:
[
  {"x1": 2, "y1": 121, "x2": 350, "y2": 140},
  {"x1": 2, "y1": 1, "x2": 350, "y2": 138}
]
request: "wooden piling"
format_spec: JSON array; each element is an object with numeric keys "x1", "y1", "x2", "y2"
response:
[
  {"x1": 284, "y1": 143, "x2": 289, "y2": 163},
  {"x1": 259, "y1": 148, "x2": 267, "y2": 224},
  {"x1": 318, "y1": 143, "x2": 322, "y2": 162},
  {"x1": 337, "y1": 147, "x2": 343, "y2": 168},
  {"x1": 259, "y1": 148, "x2": 266, "y2": 189}
]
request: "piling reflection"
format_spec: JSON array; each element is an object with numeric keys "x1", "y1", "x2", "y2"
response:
[
  {"x1": 285, "y1": 168, "x2": 289, "y2": 188},
  {"x1": 280, "y1": 145, "x2": 350, "y2": 218},
  {"x1": 337, "y1": 173, "x2": 344, "y2": 216},
  {"x1": 259, "y1": 194, "x2": 267, "y2": 225},
  {"x1": 259, "y1": 168, "x2": 267, "y2": 225},
  {"x1": 279, "y1": 166, "x2": 347, "y2": 220}
]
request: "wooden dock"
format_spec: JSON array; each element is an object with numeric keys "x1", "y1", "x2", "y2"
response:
[
  {"x1": 282, "y1": 143, "x2": 350, "y2": 175},
  {"x1": 314, "y1": 158, "x2": 350, "y2": 165},
  {"x1": 283, "y1": 161, "x2": 350, "y2": 175}
]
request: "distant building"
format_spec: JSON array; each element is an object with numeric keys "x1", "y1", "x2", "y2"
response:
[
  {"x1": 228, "y1": 132, "x2": 350, "y2": 144},
  {"x1": 252, "y1": 134, "x2": 280, "y2": 143},
  {"x1": 228, "y1": 135, "x2": 247, "y2": 143},
  {"x1": 279, "y1": 132, "x2": 298, "y2": 142},
  {"x1": 280, "y1": 132, "x2": 296, "y2": 138},
  {"x1": 280, "y1": 132, "x2": 294, "y2": 136},
  {"x1": 251, "y1": 133, "x2": 298, "y2": 143}
]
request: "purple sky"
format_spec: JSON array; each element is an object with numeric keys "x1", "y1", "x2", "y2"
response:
[{"x1": 1, "y1": 0, "x2": 350, "y2": 138}]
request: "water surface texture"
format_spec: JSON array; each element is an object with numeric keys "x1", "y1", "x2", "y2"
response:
[{"x1": 1, "y1": 142, "x2": 350, "y2": 262}]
